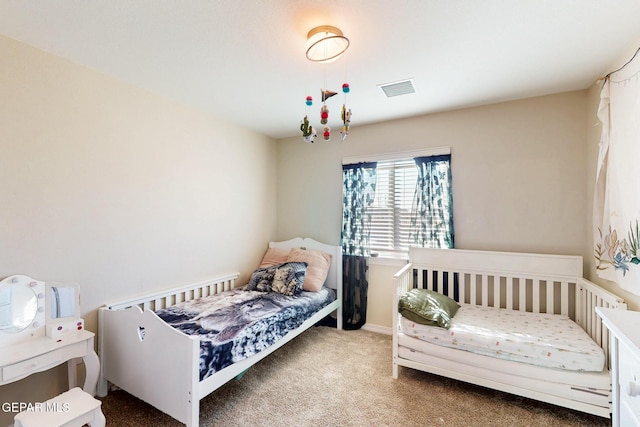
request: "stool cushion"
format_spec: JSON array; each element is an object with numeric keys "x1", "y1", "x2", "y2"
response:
[{"x1": 14, "y1": 387, "x2": 103, "y2": 427}]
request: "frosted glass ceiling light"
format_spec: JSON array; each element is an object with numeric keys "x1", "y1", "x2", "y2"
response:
[{"x1": 305, "y1": 25, "x2": 350, "y2": 63}]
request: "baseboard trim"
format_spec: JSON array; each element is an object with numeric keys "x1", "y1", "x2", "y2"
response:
[{"x1": 362, "y1": 323, "x2": 392, "y2": 335}]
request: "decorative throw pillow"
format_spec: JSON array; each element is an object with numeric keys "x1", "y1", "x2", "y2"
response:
[
  {"x1": 398, "y1": 288, "x2": 460, "y2": 329},
  {"x1": 258, "y1": 247, "x2": 291, "y2": 268},
  {"x1": 286, "y1": 248, "x2": 332, "y2": 292},
  {"x1": 246, "y1": 261, "x2": 308, "y2": 294},
  {"x1": 246, "y1": 265, "x2": 278, "y2": 292},
  {"x1": 271, "y1": 262, "x2": 308, "y2": 296}
]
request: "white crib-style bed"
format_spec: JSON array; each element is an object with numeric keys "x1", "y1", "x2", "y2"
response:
[
  {"x1": 97, "y1": 237, "x2": 342, "y2": 427},
  {"x1": 392, "y1": 247, "x2": 627, "y2": 418}
]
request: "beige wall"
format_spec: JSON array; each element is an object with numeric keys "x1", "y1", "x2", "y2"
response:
[
  {"x1": 0, "y1": 34, "x2": 277, "y2": 424},
  {"x1": 277, "y1": 91, "x2": 590, "y2": 330}
]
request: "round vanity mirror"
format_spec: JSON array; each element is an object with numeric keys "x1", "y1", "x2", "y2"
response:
[{"x1": 0, "y1": 284, "x2": 39, "y2": 333}]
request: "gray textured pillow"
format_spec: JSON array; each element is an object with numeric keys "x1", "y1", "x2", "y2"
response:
[
  {"x1": 271, "y1": 262, "x2": 308, "y2": 296},
  {"x1": 246, "y1": 265, "x2": 277, "y2": 292},
  {"x1": 246, "y1": 262, "x2": 307, "y2": 295},
  {"x1": 398, "y1": 288, "x2": 460, "y2": 329}
]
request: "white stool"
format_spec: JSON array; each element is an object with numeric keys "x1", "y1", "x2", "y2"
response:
[{"x1": 14, "y1": 387, "x2": 105, "y2": 427}]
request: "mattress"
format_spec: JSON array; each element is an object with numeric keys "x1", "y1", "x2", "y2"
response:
[
  {"x1": 156, "y1": 286, "x2": 336, "y2": 380},
  {"x1": 399, "y1": 303, "x2": 605, "y2": 372}
]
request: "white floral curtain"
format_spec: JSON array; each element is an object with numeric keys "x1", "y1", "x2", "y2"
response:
[{"x1": 594, "y1": 48, "x2": 640, "y2": 295}]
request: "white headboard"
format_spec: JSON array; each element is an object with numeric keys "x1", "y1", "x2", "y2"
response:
[{"x1": 268, "y1": 237, "x2": 342, "y2": 295}]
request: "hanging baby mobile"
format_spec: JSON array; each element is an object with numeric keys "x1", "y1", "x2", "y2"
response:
[{"x1": 300, "y1": 25, "x2": 352, "y2": 143}]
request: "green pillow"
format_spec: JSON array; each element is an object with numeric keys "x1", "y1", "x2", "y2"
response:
[{"x1": 398, "y1": 288, "x2": 460, "y2": 329}]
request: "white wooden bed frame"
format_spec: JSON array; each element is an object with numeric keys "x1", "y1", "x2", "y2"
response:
[
  {"x1": 97, "y1": 237, "x2": 342, "y2": 427},
  {"x1": 392, "y1": 247, "x2": 627, "y2": 418}
]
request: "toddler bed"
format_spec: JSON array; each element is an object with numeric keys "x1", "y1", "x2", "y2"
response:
[
  {"x1": 97, "y1": 237, "x2": 342, "y2": 427},
  {"x1": 392, "y1": 247, "x2": 626, "y2": 418}
]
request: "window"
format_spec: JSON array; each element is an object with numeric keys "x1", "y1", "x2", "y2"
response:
[
  {"x1": 369, "y1": 159, "x2": 418, "y2": 255},
  {"x1": 368, "y1": 154, "x2": 453, "y2": 257}
]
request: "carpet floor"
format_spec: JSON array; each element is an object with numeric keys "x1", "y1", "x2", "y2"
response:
[{"x1": 99, "y1": 326, "x2": 611, "y2": 426}]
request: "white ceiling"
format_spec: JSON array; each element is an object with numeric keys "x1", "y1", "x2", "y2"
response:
[{"x1": 1, "y1": 0, "x2": 640, "y2": 139}]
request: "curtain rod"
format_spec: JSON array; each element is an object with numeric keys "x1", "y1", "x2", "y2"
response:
[
  {"x1": 342, "y1": 147, "x2": 450, "y2": 165},
  {"x1": 598, "y1": 46, "x2": 640, "y2": 82}
]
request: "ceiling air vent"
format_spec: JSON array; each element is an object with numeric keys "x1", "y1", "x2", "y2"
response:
[{"x1": 378, "y1": 79, "x2": 416, "y2": 97}]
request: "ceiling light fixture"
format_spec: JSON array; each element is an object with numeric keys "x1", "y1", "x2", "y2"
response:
[{"x1": 305, "y1": 25, "x2": 350, "y2": 63}]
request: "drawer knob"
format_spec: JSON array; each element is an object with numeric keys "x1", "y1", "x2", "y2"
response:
[{"x1": 629, "y1": 381, "x2": 640, "y2": 397}]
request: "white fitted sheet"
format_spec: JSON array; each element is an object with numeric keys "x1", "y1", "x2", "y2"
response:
[{"x1": 399, "y1": 304, "x2": 605, "y2": 372}]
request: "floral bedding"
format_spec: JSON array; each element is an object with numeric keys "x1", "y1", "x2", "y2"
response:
[
  {"x1": 156, "y1": 286, "x2": 336, "y2": 380},
  {"x1": 399, "y1": 303, "x2": 605, "y2": 371}
]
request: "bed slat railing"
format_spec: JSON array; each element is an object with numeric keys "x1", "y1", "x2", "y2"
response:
[
  {"x1": 481, "y1": 275, "x2": 489, "y2": 306},
  {"x1": 545, "y1": 283, "x2": 553, "y2": 315},
  {"x1": 561, "y1": 282, "x2": 569, "y2": 316},
  {"x1": 505, "y1": 277, "x2": 514, "y2": 310},
  {"x1": 410, "y1": 268, "x2": 579, "y2": 315},
  {"x1": 575, "y1": 278, "x2": 626, "y2": 367},
  {"x1": 532, "y1": 279, "x2": 540, "y2": 313},
  {"x1": 104, "y1": 273, "x2": 239, "y2": 312},
  {"x1": 517, "y1": 278, "x2": 526, "y2": 311},
  {"x1": 466, "y1": 274, "x2": 475, "y2": 304}
]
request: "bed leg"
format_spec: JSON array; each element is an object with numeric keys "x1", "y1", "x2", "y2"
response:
[
  {"x1": 185, "y1": 396, "x2": 199, "y2": 427},
  {"x1": 392, "y1": 359, "x2": 399, "y2": 379}
]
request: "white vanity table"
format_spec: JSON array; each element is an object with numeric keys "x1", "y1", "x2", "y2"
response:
[
  {"x1": 0, "y1": 275, "x2": 99, "y2": 395},
  {"x1": 596, "y1": 307, "x2": 640, "y2": 427}
]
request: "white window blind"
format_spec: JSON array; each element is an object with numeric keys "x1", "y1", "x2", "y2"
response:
[{"x1": 369, "y1": 159, "x2": 418, "y2": 255}]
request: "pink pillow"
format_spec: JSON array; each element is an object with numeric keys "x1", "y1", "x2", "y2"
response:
[
  {"x1": 286, "y1": 248, "x2": 332, "y2": 292},
  {"x1": 259, "y1": 247, "x2": 291, "y2": 268}
]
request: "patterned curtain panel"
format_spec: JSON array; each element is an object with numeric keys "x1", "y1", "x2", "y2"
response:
[
  {"x1": 341, "y1": 162, "x2": 377, "y2": 330},
  {"x1": 341, "y1": 255, "x2": 369, "y2": 330},
  {"x1": 410, "y1": 154, "x2": 454, "y2": 248},
  {"x1": 594, "y1": 50, "x2": 640, "y2": 296},
  {"x1": 341, "y1": 162, "x2": 378, "y2": 256}
]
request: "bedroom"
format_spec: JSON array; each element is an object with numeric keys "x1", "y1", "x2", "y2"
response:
[{"x1": 1, "y1": 1, "x2": 640, "y2": 426}]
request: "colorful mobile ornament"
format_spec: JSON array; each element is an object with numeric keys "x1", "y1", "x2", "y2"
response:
[
  {"x1": 320, "y1": 104, "x2": 329, "y2": 125},
  {"x1": 300, "y1": 95, "x2": 317, "y2": 143},
  {"x1": 323, "y1": 126, "x2": 331, "y2": 141},
  {"x1": 299, "y1": 84, "x2": 351, "y2": 143},
  {"x1": 340, "y1": 104, "x2": 351, "y2": 142},
  {"x1": 340, "y1": 82, "x2": 352, "y2": 141},
  {"x1": 300, "y1": 114, "x2": 316, "y2": 143},
  {"x1": 321, "y1": 89, "x2": 338, "y2": 102}
]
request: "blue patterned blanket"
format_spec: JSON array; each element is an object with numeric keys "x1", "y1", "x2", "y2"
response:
[{"x1": 156, "y1": 287, "x2": 336, "y2": 380}]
